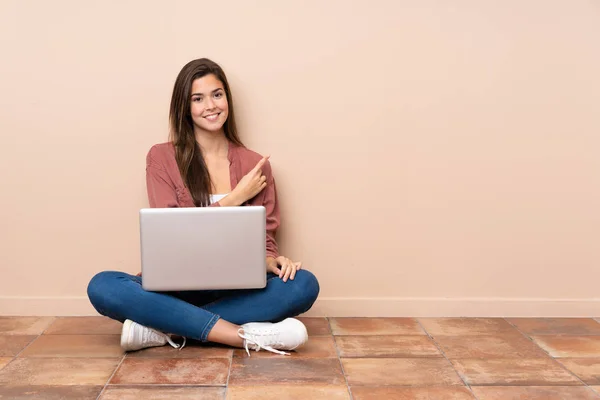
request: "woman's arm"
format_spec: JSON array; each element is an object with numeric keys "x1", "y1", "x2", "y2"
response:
[
  {"x1": 261, "y1": 160, "x2": 303, "y2": 282},
  {"x1": 262, "y1": 162, "x2": 280, "y2": 259},
  {"x1": 146, "y1": 165, "x2": 180, "y2": 208}
]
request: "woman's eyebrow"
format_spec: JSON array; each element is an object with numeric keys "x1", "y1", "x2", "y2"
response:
[{"x1": 191, "y1": 88, "x2": 224, "y2": 97}]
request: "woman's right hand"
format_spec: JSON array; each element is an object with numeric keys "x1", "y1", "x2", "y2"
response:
[{"x1": 227, "y1": 156, "x2": 269, "y2": 205}]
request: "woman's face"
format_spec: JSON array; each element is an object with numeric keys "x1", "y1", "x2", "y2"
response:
[{"x1": 190, "y1": 74, "x2": 229, "y2": 134}]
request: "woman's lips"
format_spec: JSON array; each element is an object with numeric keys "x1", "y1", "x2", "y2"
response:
[{"x1": 204, "y1": 113, "x2": 220, "y2": 122}]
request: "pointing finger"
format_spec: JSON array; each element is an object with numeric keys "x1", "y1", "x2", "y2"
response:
[{"x1": 252, "y1": 156, "x2": 270, "y2": 173}]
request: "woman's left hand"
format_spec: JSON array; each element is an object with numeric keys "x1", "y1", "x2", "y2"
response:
[{"x1": 267, "y1": 256, "x2": 302, "y2": 282}]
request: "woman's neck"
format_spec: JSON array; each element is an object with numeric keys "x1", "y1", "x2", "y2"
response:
[{"x1": 195, "y1": 129, "x2": 228, "y2": 158}]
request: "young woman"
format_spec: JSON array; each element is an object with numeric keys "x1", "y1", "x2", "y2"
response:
[{"x1": 87, "y1": 58, "x2": 319, "y2": 356}]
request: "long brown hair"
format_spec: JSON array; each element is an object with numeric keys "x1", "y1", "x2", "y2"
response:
[{"x1": 169, "y1": 58, "x2": 244, "y2": 207}]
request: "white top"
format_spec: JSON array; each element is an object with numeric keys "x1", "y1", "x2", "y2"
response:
[{"x1": 210, "y1": 194, "x2": 228, "y2": 204}]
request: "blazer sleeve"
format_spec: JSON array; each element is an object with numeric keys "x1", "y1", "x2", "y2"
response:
[
  {"x1": 263, "y1": 161, "x2": 280, "y2": 259},
  {"x1": 146, "y1": 151, "x2": 180, "y2": 208}
]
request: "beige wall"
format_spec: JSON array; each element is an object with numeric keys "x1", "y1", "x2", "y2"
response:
[{"x1": 1, "y1": 0, "x2": 599, "y2": 316}]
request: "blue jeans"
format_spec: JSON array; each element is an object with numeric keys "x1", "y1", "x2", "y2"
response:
[{"x1": 87, "y1": 270, "x2": 320, "y2": 342}]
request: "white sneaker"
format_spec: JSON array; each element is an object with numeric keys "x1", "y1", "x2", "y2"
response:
[
  {"x1": 120, "y1": 319, "x2": 186, "y2": 352},
  {"x1": 238, "y1": 318, "x2": 308, "y2": 356}
]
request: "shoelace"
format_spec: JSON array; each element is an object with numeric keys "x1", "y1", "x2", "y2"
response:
[
  {"x1": 145, "y1": 328, "x2": 187, "y2": 351},
  {"x1": 171, "y1": 335, "x2": 187, "y2": 351},
  {"x1": 237, "y1": 328, "x2": 289, "y2": 356}
]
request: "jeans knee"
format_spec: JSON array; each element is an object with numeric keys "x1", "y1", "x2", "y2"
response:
[
  {"x1": 292, "y1": 269, "x2": 320, "y2": 309},
  {"x1": 87, "y1": 271, "x2": 122, "y2": 312}
]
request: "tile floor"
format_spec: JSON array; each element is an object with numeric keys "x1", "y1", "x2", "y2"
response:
[{"x1": 1, "y1": 317, "x2": 600, "y2": 399}]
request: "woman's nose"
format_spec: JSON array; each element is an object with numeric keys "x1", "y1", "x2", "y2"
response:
[{"x1": 205, "y1": 97, "x2": 215, "y2": 109}]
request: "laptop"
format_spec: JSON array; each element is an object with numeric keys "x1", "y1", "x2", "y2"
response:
[{"x1": 139, "y1": 206, "x2": 267, "y2": 291}]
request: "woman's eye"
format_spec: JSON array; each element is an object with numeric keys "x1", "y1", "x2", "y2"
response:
[
  {"x1": 193, "y1": 97, "x2": 202, "y2": 102},
  {"x1": 214, "y1": 92, "x2": 223, "y2": 98}
]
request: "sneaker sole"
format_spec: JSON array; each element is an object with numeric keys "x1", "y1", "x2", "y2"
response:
[
  {"x1": 120, "y1": 319, "x2": 134, "y2": 351},
  {"x1": 284, "y1": 318, "x2": 309, "y2": 351}
]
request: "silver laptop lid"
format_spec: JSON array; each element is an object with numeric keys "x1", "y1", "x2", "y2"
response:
[{"x1": 140, "y1": 206, "x2": 266, "y2": 291}]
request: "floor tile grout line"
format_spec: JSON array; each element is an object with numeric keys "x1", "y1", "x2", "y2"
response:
[
  {"x1": 224, "y1": 349, "x2": 234, "y2": 398},
  {"x1": 551, "y1": 357, "x2": 598, "y2": 388},
  {"x1": 101, "y1": 384, "x2": 228, "y2": 387},
  {"x1": 39, "y1": 317, "x2": 58, "y2": 335},
  {"x1": 11, "y1": 335, "x2": 42, "y2": 359},
  {"x1": 328, "y1": 317, "x2": 354, "y2": 400},
  {"x1": 0, "y1": 356, "x2": 18, "y2": 373},
  {"x1": 414, "y1": 318, "x2": 481, "y2": 400},
  {"x1": 6, "y1": 317, "x2": 55, "y2": 361},
  {"x1": 503, "y1": 317, "x2": 591, "y2": 387},
  {"x1": 96, "y1": 353, "x2": 127, "y2": 400},
  {"x1": 9, "y1": 316, "x2": 57, "y2": 360}
]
